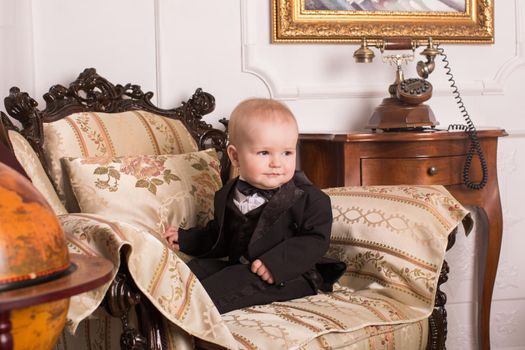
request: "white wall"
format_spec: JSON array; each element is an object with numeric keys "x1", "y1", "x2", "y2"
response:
[
  {"x1": 2, "y1": 0, "x2": 524, "y2": 348},
  {"x1": 0, "y1": 0, "x2": 34, "y2": 99}
]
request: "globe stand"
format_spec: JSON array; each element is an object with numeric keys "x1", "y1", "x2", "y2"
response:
[{"x1": 0, "y1": 254, "x2": 113, "y2": 350}]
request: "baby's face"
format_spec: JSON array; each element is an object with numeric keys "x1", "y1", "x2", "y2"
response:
[{"x1": 229, "y1": 119, "x2": 298, "y2": 190}]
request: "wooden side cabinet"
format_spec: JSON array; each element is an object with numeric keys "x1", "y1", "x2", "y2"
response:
[{"x1": 299, "y1": 129, "x2": 507, "y2": 350}]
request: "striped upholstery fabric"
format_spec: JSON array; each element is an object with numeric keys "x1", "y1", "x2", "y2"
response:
[
  {"x1": 300, "y1": 320, "x2": 428, "y2": 350},
  {"x1": 58, "y1": 213, "x2": 236, "y2": 349},
  {"x1": 7, "y1": 130, "x2": 67, "y2": 215},
  {"x1": 327, "y1": 186, "x2": 464, "y2": 312},
  {"x1": 221, "y1": 185, "x2": 469, "y2": 350},
  {"x1": 42, "y1": 111, "x2": 198, "y2": 212},
  {"x1": 53, "y1": 185, "x2": 469, "y2": 350}
]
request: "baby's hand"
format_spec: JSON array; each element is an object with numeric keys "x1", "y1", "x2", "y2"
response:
[
  {"x1": 251, "y1": 259, "x2": 274, "y2": 284},
  {"x1": 162, "y1": 226, "x2": 179, "y2": 251}
]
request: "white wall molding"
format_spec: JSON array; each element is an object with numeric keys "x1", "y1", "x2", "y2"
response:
[
  {"x1": 153, "y1": 0, "x2": 161, "y2": 107},
  {"x1": 1, "y1": 0, "x2": 35, "y2": 97},
  {"x1": 494, "y1": 260, "x2": 519, "y2": 291},
  {"x1": 493, "y1": 309, "x2": 519, "y2": 336},
  {"x1": 241, "y1": 0, "x2": 524, "y2": 100},
  {"x1": 240, "y1": 0, "x2": 388, "y2": 100},
  {"x1": 240, "y1": 0, "x2": 278, "y2": 98},
  {"x1": 490, "y1": 0, "x2": 525, "y2": 94}
]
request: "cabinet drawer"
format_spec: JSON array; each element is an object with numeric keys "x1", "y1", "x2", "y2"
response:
[{"x1": 361, "y1": 156, "x2": 475, "y2": 186}]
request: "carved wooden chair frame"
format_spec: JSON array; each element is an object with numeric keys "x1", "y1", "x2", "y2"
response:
[
  {"x1": 0, "y1": 68, "x2": 457, "y2": 350},
  {"x1": 0, "y1": 68, "x2": 230, "y2": 349}
]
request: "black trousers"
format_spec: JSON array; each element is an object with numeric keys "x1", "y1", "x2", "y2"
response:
[{"x1": 187, "y1": 258, "x2": 316, "y2": 314}]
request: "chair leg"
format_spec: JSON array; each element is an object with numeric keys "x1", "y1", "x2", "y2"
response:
[
  {"x1": 427, "y1": 259, "x2": 449, "y2": 350},
  {"x1": 136, "y1": 294, "x2": 168, "y2": 350},
  {"x1": 427, "y1": 228, "x2": 457, "y2": 350},
  {"x1": 103, "y1": 249, "x2": 170, "y2": 350},
  {"x1": 103, "y1": 270, "x2": 147, "y2": 350}
]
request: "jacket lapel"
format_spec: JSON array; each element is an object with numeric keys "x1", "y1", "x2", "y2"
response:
[
  {"x1": 214, "y1": 178, "x2": 236, "y2": 227},
  {"x1": 249, "y1": 179, "x2": 304, "y2": 245}
]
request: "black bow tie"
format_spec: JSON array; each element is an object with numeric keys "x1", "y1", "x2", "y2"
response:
[{"x1": 236, "y1": 180, "x2": 279, "y2": 200}]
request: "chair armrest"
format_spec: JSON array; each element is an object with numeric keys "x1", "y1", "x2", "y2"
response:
[
  {"x1": 324, "y1": 185, "x2": 470, "y2": 304},
  {"x1": 58, "y1": 213, "x2": 122, "y2": 332},
  {"x1": 58, "y1": 213, "x2": 237, "y2": 349}
]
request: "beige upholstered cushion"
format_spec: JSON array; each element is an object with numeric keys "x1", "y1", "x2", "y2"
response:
[
  {"x1": 302, "y1": 320, "x2": 428, "y2": 349},
  {"x1": 326, "y1": 185, "x2": 469, "y2": 311},
  {"x1": 55, "y1": 183, "x2": 470, "y2": 350},
  {"x1": 7, "y1": 130, "x2": 67, "y2": 215},
  {"x1": 59, "y1": 213, "x2": 237, "y2": 349},
  {"x1": 55, "y1": 185, "x2": 469, "y2": 350},
  {"x1": 42, "y1": 111, "x2": 198, "y2": 211},
  {"x1": 221, "y1": 185, "x2": 470, "y2": 350},
  {"x1": 61, "y1": 149, "x2": 221, "y2": 234}
]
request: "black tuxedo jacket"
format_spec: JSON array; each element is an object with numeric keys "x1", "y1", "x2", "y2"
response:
[{"x1": 179, "y1": 171, "x2": 345, "y2": 288}]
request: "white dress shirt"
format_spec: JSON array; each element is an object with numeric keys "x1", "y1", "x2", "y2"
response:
[{"x1": 233, "y1": 188, "x2": 267, "y2": 214}]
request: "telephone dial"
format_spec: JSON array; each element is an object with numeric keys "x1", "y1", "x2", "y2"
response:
[
  {"x1": 353, "y1": 37, "x2": 488, "y2": 190},
  {"x1": 396, "y1": 78, "x2": 432, "y2": 105}
]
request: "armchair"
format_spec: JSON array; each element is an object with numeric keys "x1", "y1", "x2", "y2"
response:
[{"x1": 0, "y1": 68, "x2": 471, "y2": 350}]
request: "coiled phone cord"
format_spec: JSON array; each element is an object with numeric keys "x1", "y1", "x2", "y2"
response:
[{"x1": 437, "y1": 46, "x2": 488, "y2": 190}]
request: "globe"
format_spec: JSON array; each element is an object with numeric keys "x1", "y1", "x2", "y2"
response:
[{"x1": 0, "y1": 163, "x2": 71, "y2": 349}]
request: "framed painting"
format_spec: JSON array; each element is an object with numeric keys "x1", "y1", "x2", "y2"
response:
[{"x1": 272, "y1": 0, "x2": 494, "y2": 44}]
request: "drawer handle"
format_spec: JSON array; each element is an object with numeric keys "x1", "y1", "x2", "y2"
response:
[{"x1": 427, "y1": 166, "x2": 438, "y2": 176}]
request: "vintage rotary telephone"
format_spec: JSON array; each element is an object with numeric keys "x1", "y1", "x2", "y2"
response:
[
  {"x1": 353, "y1": 37, "x2": 488, "y2": 189},
  {"x1": 353, "y1": 37, "x2": 439, "y2": 130}
]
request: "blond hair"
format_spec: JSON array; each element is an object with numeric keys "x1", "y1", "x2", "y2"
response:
[{"x1": 228, "y1": 98, "x2": 297, "y2": 145}]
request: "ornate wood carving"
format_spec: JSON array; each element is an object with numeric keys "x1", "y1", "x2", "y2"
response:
[
  {"x1": 427, "y1": 227, "x2": 457, "y2": 350},
  {"x1": 103, "y1": 268, "x2": 146, "y2": 350},
  {"x1": 3, "y1": 67, "x2": 230, "y2": 182},
  {"x1": 3, "y1": 88, "x2": 47, "y2": 167},
  {"x1": 136, "y1": 295, "x2": 167, "y2": 350}
]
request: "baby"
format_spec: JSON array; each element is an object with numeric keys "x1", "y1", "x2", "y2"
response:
[{"x1": 164, "y1": 98, "x2": 345, "y2": 313}]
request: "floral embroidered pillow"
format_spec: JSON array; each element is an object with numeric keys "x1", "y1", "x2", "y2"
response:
[{"x1": 62, "y1": 149, "x2": 222, "y2": 235}]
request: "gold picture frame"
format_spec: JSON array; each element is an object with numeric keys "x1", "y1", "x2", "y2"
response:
[{"x1": 272, "y1": 0, "x2": 494, "y2": 44}]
